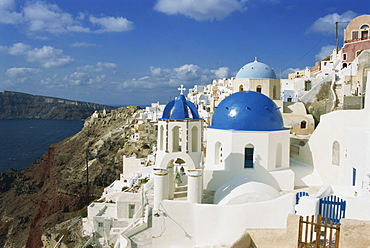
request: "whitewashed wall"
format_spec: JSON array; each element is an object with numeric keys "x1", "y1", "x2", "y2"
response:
[
  {"x1": 152, "y1": 194, "x2": 295, "y2": 248},
  {"x1": 204, "y1": 128, "x2": 293, "y2": 191}
]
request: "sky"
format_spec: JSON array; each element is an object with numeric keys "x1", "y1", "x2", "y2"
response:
[{"x1": 0, "y1": 0, "x2": 368, "y2": 106}]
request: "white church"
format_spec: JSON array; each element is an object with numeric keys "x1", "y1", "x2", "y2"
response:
[{"x1": 152, "y1": 84, "x2": 296, "y2": 247}]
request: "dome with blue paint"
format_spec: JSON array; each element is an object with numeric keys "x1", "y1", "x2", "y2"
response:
[
  {"x1": 235, "y1": 59, "x2": 277, "y2": 79},
  {"x1": 161, "y1": 85, "x2": 201, "y2": 120},
  {"x1": 209, "y1": 91, "x2": 284, "y2": 131}
]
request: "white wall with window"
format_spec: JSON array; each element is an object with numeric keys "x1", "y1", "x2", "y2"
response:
[{"x1": 204, "y1": 128, "x2": 293, "y2": 191}]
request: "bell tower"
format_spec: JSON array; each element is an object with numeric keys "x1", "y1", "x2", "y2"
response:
[{"x1": 153, "y1": 85, "x2": 204, "y2": 210}]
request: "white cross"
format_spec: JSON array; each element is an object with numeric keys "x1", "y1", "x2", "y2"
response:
[{"x1": 178, "y1": 84, "x2": 186, "y2": 95}]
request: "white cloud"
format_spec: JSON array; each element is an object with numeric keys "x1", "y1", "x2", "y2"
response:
[
  {"x1": 22, "y1": 1, "x2": 77, "y2": 34},
  {"x1": 70, "y1": 42, "x2": 97, "y2": 47},
  {"x1": 6, "y1": 67, "x2": 40, "y2": 77},
  {"x1": 89, "y1": 16, "x2": 134, "y2": 32},
  {"x1": 8, "y1": 42, "x2": 31, "y2": 55},
  {"x1": 27, "y1": 46, "x2": 74, "y2": 68},
  {"x1": 0, "y1": 0, "x2": 134, "y2": 35},
  {"x1": 0, "y1": 0, "x2": 22, "y2": 24},
  {"x1": 5, "y1": 67, "x2": 41, "y2": 83},
  {"x1": 46, "y1": 71, "x2": 109, "y2": 87},
  {"x1": 37, "y1": 61, "x2": 118, "y2": 88},
  {"x1": 77, "y1": 62, "x2": 117, "y2": 72},
  {"x1": 211, "y1": 67, "x2": 231, "y2": 79},
  {"x1": 315, "y1": 45, "x2": 336, "y2": 61},
  {"x1": 119, "y1": 64, "x2": 232, "y2": 90},
  {"x1": 96, "y1": 62, "x2": 117, "y2": 69},
  {"x1": 308, "y1": 11, "x2": 357, "y2": 35},
  {"x1": 40, "y1": 74, "x2": 66, "y2": 88},
  {"x1": 154, "y1": 0, "x2": 246, "y2": 21},
  {"x1": 2, "y1": 43, "x2": 74, "y2": 68}
]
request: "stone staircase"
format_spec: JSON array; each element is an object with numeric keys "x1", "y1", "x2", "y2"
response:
[
  {"x1": 334, "y1": 83, "x2": 343, "y2": 110},
  {"x1": 174, "y1": 185, "x2": 187, "y2": 200}
]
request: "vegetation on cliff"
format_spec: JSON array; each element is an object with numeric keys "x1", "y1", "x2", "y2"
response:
[{"x1": 0, "y1": 106, "x2": 155, "y2": 247}]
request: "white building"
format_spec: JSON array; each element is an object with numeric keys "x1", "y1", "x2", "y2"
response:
[{"x1": 139, "y1": 102, "x2": 166, "y2": 122}]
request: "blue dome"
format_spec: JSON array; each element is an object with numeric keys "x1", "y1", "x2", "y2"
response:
[
  {"x1": 209, "y1": 91, "x2": 284, "y2": 131},
  {"x1": 235, "y1": 60, "x2": 277, "y2": 79},
  {"x1": 161, "y1": 94, "x2": 201, "y2": 120}
]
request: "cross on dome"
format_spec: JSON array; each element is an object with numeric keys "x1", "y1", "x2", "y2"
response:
[{"x1": 178, "y1": 84, "x2": 186, "y2": 95}]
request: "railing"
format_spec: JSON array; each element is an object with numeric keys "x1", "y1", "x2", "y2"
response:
[
  {"x1": 296, "y1": 192, "x2": 309, "y2": 204},
  {"x1": 318, "y1": 195, "x2": 346, "y2": 225},
  {"x1": 344, "y1": 37, "x2": 370, "y2": 43},
  {"x1": 298, "y1": 215, "x2": 340, "y2": 248}
]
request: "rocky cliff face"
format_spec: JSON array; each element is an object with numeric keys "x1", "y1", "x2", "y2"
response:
[
  {"x1": 0, "y1": 106, "x2": 155, "y2": 248},
  {"x1": 0, "y1": 91, "x2": 116, "y2": 120}
]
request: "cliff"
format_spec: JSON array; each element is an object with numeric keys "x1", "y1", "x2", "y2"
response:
[
  {"x1": 0, "y1": 106, "x2": 155, "y2": 247},
  {"x1": 0, "y1": 91, "x2": 116, "y2": 120}
]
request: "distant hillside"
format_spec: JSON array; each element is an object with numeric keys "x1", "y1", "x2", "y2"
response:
[
  {"x1": 0, "y1": 91, "x2": 116, "y2": 120},
  {"x1": 0, "y1": 106, "x2": 154, "y2": 247}
]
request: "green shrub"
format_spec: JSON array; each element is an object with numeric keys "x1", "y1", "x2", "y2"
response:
[{"x1": 80, "y1": 209, "x2": 88, "y2": 218}]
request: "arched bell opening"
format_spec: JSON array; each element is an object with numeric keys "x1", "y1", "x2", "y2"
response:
[{"x1": 166, "y1": 158, "x2": 189, "y2": 201}]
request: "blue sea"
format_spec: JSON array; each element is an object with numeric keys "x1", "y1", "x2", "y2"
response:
[{"x1": 0, "y1": 119, "x2": 84, "y2": 172}]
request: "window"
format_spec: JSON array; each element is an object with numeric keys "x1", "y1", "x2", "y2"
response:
[
  {"x1": 98, "y1": 222, "x2": 103, "y2": 227},
  {"x1": 129, "y1": 204, "x2": 135, "y2": 218},
  {"x1": 287, "y1": 97, "x2": 292, "y2": 102},
  {"x1": 352, "y1": 168, "x2": 356, "y2": 186},
  {"x1": 343, "y1": 53, "x2": 347, "y2": 61},
  {"x1": 273, "y1": 86, "x2": 277, "y2": 100},
  {"x1": 239, "y1": 85, "x2": 244, "y2": 91},
  {"x1": 256, "y1": 85, "x2": 262, "y2": 93},
  {"x1": 300, "y1": 121, "x2": 307, "y2": 129},
  {"x1": 191, "y1": 126, "x2": 198, "y2": 152},
  {"x1": 172, "y1": 126, "x2": 182, "y2": 152},
  {"x1": 304, "y1": 80, "x2": 311, "y2": 91},
  {"x1": 361, "y1": 25, "x2": 369, "y2": 40},
  {"x1": 352, "y1": 31, "x2": 358, "y2": 40},
  {"x1": 159, "y1": 126, "x2": 164, "y2": 150},
  {"x1": 244, "y1": 145, "x2": 254, "y2": 168},
  {"x1": 332, "y1": 141, "x2": 340, "y2": 166},
  {"x1": 215, "y1": 142, "x2": 222, "y2": 164}
]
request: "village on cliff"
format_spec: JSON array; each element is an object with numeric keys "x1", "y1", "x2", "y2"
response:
[{"x1": 78, "y1": 15, "x2": 370, "y2": 248}]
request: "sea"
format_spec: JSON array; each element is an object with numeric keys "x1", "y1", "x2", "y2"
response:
[{"x1": 0, "y1": 119, "x2": 84, "y2": 172}]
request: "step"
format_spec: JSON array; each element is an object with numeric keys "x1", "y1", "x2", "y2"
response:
[
  {"x1": 174, "y1": 191, "x2": 187, "y2": 198},
  {"x1": 175, "y1": 186, "x2": 187, "y2": 192}
]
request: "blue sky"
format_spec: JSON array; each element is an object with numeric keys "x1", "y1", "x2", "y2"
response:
[{"x1": 0, "y1": 0, "x2": 368, "y2": 106}]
